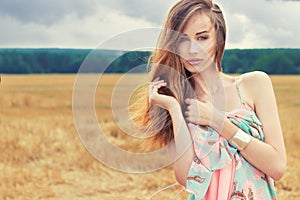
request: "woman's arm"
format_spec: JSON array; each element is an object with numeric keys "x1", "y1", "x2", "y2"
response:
[
  {"x1": 233, "y1": 71, "x2": 286, "y2": 180},
  {"x1": 184, "y1": 71, "x2": 286, "y2": 180},
  {"x1": 217, "y1": 71, "x2": 286, "y2": 180},
  {"x1": 148, "y1": 79, "x2": 195, "y2": 186},
  {"x1": 167, "y1": 103, "x2": 195, "y2": 186}
]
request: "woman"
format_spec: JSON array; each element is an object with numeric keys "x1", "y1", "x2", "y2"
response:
[{"x1": 135, "y1": 0, "x2": 286, "y2": 199}]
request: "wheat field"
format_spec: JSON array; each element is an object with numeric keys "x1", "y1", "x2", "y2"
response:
[{"x1": 0, "y1": 74, "x2": 299, "y2": 199}]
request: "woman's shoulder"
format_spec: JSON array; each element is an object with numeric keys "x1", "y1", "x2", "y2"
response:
[
  {"x1": 238, "y1": 71, "x2": 272, "y2": 87},
  {"x1": 238, "y1": 71, "x2": 273, "y2": 96},
  {"x1": 239, "y1": 71, "x2": 270, "y2": 81}
]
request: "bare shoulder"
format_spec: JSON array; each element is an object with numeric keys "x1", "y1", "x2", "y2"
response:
[
  {"x1": 238, "y1": 71, "x2": 274, "y2": 108},
  {"x1": 239, "y1": 71, "x2": 273, "y2": 92},
  {"x1": 241, "y1": 71, "x2": 271, "y2": 83}
]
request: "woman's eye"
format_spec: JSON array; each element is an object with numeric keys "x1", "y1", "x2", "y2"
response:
[
  {"x1": 197, "y1": 36, "x2": 208, "y2": 41},
  {"x1": 178, "y1": 36, "x2": 189, "y2": 43}
]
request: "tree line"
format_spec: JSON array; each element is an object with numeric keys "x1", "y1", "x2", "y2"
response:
[{"x1": 0, "y1": 48, "x2": 299, "y2": 74}]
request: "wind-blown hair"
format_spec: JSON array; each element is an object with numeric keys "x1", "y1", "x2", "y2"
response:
[{"x1": 131, "y1": 0, "x2": 226, "y2": 146}]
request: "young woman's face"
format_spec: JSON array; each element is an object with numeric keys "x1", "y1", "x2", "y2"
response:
[{"x1": 177, "y1": 12, "x2": 217, "y2": 73}]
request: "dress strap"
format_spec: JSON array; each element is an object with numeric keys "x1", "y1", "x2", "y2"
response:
[
  {"x1": 234, "y1": 77, "x2": 254, "y2": 111},
  {"x1": 234, "y1": 77, "x2": 244, "y2": 106}
]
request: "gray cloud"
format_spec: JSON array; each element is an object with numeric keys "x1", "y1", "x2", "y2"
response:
[
  {"x1": 99, "y1": 0, "x2": 176, "y2": 25},
  {"x1": 0, "y1": 0, "x2": 172, "y2": 26},
  {"x1": 0, "y1": 0, "x2": 299, "y2": 48},
  {"x1": 99, "y1": 0, "x2": 300, "y2": 48},
  {"x1": 219, "y1": 0, "x2": 300, "y2": 48},
  {"x1": 0, "y1": 0, "x2": 97, "y2": 25}
]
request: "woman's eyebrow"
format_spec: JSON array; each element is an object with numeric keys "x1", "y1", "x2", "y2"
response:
[{"x1": 196, "y1": 30, "x2": 208, "y2": 35}]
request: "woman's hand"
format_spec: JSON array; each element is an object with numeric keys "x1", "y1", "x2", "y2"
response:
[
  {"x1": 185, "y1": 98, "x2": 212, "y2": 126},
  {"x1": 185, "y1": 98, "x2": 224, "y2": 130},
  {"x1": 148, "y1": 78, "x2": 179, "y2": 111}
]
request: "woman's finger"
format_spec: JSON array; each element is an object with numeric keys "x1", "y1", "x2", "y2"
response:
[
  {"x1": 150, "y1": 77, "x2": 165, "y2": 85},
  {"x1": 186, "y1": 105, "x2": 191, "y2": 111},
  {"x1": 149, "y1": 80, "x2": 165, "y2": 86},
  {"x1": 185, "y1": 98, "x2": 191, "y2": 104},
  {"x1": 185, "y1": 111, "x2": 190, "y2": 117},
  {"x1": 148, "y1": 81, "x2": 165, "y2": 91},
  {"x1": 148, "y1": 82, "x2": 167, "y2": 104},
  {"x1": 153, "y1": 82, "x2": 167, "y2": 92},
  {"x1": 152, "y1": 77, "x2": 160, "y2": 82}
]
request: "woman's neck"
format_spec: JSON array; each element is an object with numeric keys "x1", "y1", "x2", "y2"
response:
[{"x1": 192, "y1": 66, "x2": 221, "y2": 99}]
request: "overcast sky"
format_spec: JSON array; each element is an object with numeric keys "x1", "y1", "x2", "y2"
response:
[{"x1": 0, "y1": 0, "x2": 299, "y2": 49}]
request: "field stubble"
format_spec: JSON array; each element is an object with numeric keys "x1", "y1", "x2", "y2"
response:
[{"x1": 0, "y1": 74, "x2": 299, "y2": 199}]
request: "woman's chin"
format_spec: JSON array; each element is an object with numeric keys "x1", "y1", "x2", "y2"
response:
[{"x1": 186, "y1": 64, "x2": 211, "y2": 74}]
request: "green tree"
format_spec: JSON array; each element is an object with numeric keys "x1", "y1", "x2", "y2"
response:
[
  {"x1": 223, "y1": 54, "x2": 244, "y2": 73},
  {"x1": 254, "y1": 52, "x2": 295, "y2": 74}
]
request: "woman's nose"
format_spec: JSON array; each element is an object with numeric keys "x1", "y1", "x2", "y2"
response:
[{"x1": 189, "y1": 39, "x2": 200, "y2": 54}]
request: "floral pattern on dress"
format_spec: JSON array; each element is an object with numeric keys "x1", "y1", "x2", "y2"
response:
[{"x1": 185, "y1": 108, "x2": 277, "y2": 200}]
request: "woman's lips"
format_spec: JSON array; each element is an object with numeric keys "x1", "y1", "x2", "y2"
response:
[{"x1": 187, "y1": 58, "x2": 203, "y2": 66}]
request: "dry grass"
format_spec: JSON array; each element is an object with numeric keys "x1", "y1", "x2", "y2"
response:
[{"x1": 0, "y1": 74, "x2": 299, "y2": 199}]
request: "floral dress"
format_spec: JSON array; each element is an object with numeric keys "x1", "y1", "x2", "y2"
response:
[{"x1": 185, "y1": 81, "x2": 277, "y2": 200}]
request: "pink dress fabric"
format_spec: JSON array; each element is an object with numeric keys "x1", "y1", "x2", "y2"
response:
[{"x1": 203, "y1": 158, "x2": 236, "y2": 200}]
